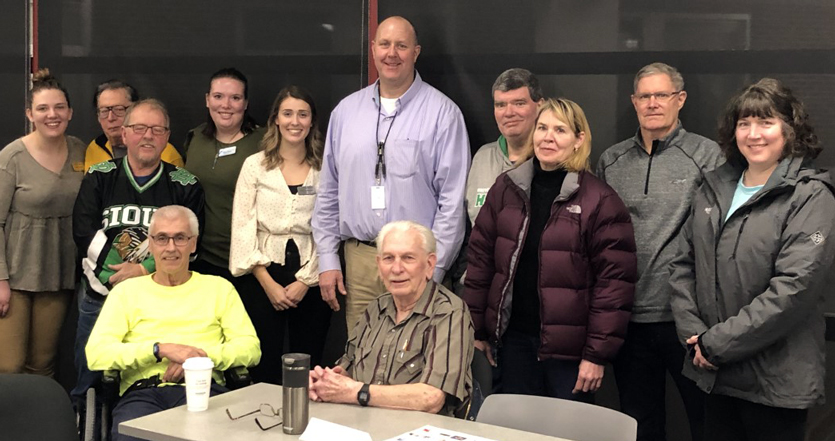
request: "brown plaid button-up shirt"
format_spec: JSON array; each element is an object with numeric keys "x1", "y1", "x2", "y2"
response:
[{"x1": 338, "y1": 281, "x2": 474, "y2": 414}]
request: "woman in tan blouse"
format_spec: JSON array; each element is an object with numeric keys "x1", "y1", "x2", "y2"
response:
[
  {"x1": 0, "y1": 69, "x2": 86, "y2": 375},
  {"x1": 230, "y1": 85, "x2": 330, "y2": 384}
]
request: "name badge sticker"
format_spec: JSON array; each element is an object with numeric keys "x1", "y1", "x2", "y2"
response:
[
  {"x1": 371, "y1": 186, "x2": 386, "y2": 210},
  {"x1": 217, "y1": 146, "x2": 237, "y2": 157},
  {"x1": 297, "y1": 185, "x2": 316, "y2": 196}
]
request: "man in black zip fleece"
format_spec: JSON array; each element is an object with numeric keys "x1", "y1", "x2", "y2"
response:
[{"x1": 596, "y1": 62, "x2": 722, "y2": 441}]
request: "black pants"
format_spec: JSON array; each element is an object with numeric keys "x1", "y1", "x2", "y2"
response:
[
  {"x1": 704, "y1": 393, "x2": 807, "y2": 441},
  {"x1": 229, "y1": 242, "x2": 331, "y2": 385},
  {"x1": 111, "y1": 384, "x2": 227, "y2": 441},
  {"x1": 613, "y1": 322, "x2": 705, "y2": 441},
  {"x1": 499, "y1": 329, "x2": 593, "y2": 403}
]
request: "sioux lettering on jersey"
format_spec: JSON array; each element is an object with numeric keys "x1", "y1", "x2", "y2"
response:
[{"x1": 102, "y1": 205, "x2": 157, "y2": 230}]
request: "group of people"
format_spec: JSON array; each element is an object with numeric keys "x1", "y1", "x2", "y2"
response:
[{"x1": 0, "y1": 13, "x2": 831, "y2": 441}]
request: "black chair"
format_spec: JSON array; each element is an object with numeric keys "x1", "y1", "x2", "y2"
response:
[
  {"x1": 80, "y1": 367, "x2": 251, "y2": 441},
  {"x1": 0, "y1": 374, "x2": 78, "y2": 441},
  {"x1": 452, "y1": 350, "x2": 493, "y2": 421}
]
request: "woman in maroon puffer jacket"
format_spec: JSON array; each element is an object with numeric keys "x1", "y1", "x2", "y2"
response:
[{"x1": 464, "y1": 98, "x2": 636, "y2": 402}]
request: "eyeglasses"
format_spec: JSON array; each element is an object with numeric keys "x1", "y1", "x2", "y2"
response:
[
  {"x1": 96, "y1": 105, "x2": 128, "y2": 118},
  {"x1": 150, "y1": 234, "x2": 194, "y2": 247},
  {"x1": 125, "y1": 124, "x2": 170, "y2": 136},
  {"x1": 633, "y1": 91, "x2": 682, "y2": 103},
  {"x1": 225, "y1": 403, "x2": 283, "y2": 431}
]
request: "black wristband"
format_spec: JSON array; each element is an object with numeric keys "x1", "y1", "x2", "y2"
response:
[
  {"x1": 357, "y1": 383, "x2": 370, "y2": 407},
  {"x1": 153, "y1": 342, "x2": 162, "y2": 362}
]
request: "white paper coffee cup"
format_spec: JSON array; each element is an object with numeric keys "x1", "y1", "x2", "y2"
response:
[{"x1": 183, "y1": 357, "x2": 214, "y2": 412}]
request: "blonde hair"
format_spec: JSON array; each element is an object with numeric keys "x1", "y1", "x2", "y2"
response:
[{"x1": 531, "y1": 98, "x2": 592, "y2": 172}]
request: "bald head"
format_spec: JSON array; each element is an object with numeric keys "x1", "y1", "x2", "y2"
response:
[
  {"x1": 372, "y1": 16, "x2": 421, "y2": 98},
  {"x1": 375, "y1": 16, "x2": 418, "y2": 46}
]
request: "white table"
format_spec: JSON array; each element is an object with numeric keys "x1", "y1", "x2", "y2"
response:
[{"x1": 120, "y1": 382, "x2": 573, "y2": 441}]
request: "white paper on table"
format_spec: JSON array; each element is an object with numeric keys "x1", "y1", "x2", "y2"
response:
[
  {"x1": 382, "y1": 425, "x2": 499, "y2": 441},
  {"x1": 299, "y1": 417, "x2": 373, "y2": 441}
]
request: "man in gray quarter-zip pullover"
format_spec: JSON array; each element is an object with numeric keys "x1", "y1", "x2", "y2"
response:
[{"x1": 596, "y1": 63, "x2": 721, "y2": 441}]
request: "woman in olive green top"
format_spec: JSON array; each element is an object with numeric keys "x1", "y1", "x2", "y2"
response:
[
  {"x1": 184, "y1": 68, "x2": 265, "y2": 284},
  {"x1": 0, "y1": 69, "x2": 86, "y2": 376}
]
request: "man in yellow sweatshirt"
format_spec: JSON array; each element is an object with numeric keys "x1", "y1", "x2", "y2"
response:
[{"x1": 86, "y1": 205, "x2": 260, "y2": 440}]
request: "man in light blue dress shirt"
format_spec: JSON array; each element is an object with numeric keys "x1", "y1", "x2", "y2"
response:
[{"x1": 313, "y1": 15, "x2": 470, "y2": 333}]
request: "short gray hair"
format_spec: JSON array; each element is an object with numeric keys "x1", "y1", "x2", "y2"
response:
[
  {"x1": 124, "y1": 98, "x2": 170, "y2": 127},
  {"x1": 376, "y1": 221, "x2": 436, "y2": 255},
  {"x1": 633, "y1": 62, "x2": 684, "y2": 93},
  {"x1": 492, "y1": 68, "x2": 544, "y2": 102},
  {"x1": 149, "y1": 205, "x2": 199, "y2": 237}
]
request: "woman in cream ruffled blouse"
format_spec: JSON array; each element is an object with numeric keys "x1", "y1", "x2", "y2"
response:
[{"x1": 229, "y1": 86, "x2": 330, "y2": 384}]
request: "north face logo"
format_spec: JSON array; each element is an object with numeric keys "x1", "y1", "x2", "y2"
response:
[
  {"x1": 810, "y1": 231, "x2": 825, "y2": 245},
  {"x1": 567, "y1": 205, "x2": 581, "y2": 214}
]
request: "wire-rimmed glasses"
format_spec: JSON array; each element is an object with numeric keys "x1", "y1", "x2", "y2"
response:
[
  {"x1": 225, "y1": 403, "x2": 282, "y2": 431},
  {"x1": 632, "y1": 90, "x2": 682, "y2": 103}
]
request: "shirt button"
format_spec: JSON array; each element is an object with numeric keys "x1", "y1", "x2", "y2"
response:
[
  {"x1": 376, "y1": 381, "x2": 383, "y2": 385},
  {"x1": 382, "y1": 354, "x2": 387, "y2": 358},
  {"x1": 409, "y1": 363, "x2": 415, "y2": 368}
]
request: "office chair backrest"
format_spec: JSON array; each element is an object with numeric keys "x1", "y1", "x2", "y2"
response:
[
  {"x1": 477, "y1": 393, "x2": 637, "y2": 441},
  {"x1": 0, "y1": 374, "x2": 78, "y2": 441}
]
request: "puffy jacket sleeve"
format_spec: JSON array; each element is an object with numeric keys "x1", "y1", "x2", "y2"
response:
[
  {"x1": 463, "y1": 177, "x2": 504, "y2": 341},
  {"x1": 702, "y1": 183, "x2": 835, "y2": 365},
  {"x1": 669, "y1": 203, "x2": 710, "y2": 343},
  {"x1": 583, "y1": 187, "x2": 637, "y2": 364}
]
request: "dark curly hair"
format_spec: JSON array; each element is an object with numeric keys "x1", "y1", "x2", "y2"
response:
[{"x1": 717, "y1": 78, "x2": 820, "y2": 167}]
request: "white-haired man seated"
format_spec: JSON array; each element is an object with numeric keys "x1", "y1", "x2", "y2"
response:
[
  {"x1": 309, "y1": 220, "x2": 474, "y2": 415},
  {"x1": 86, "y1": 205, "x2": 260, "y2": 441}
]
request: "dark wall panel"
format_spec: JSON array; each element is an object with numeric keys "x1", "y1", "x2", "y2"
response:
[
  {"x1": 38, "y1": 0, "x2": 364, "y2": 150},
  {"x1": 380, "y1": 0, "x2": 835, "y2": 169},
  {"x1": 0, "y1": 0, "x2": 27, "y2": 144}
]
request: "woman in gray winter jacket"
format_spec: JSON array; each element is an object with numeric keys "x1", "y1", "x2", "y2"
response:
[{"x1": 670, "y1": 78, "x2": 835, "y2": 441}]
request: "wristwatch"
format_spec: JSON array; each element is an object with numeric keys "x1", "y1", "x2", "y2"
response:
[
  {"x1": 357, "y1": 383, "x2": 371, "y2": 407},
  {"x1": 153, "y1": 342, "x2": 162, "y2": 362}
]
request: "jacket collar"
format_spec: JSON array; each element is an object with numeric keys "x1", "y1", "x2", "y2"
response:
[
  {"x1": 94, "y1": 134, "x2": 114, "y2": 157},
  {"x1": 707, "y1": 156, "x2": 825, "y2": 217},
  {"x1": 506, "y1": 157, "x2": 580, "y2": 201},
  {"x1": 630, "y1": 121, "x2": 685, "y2": 154}
]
